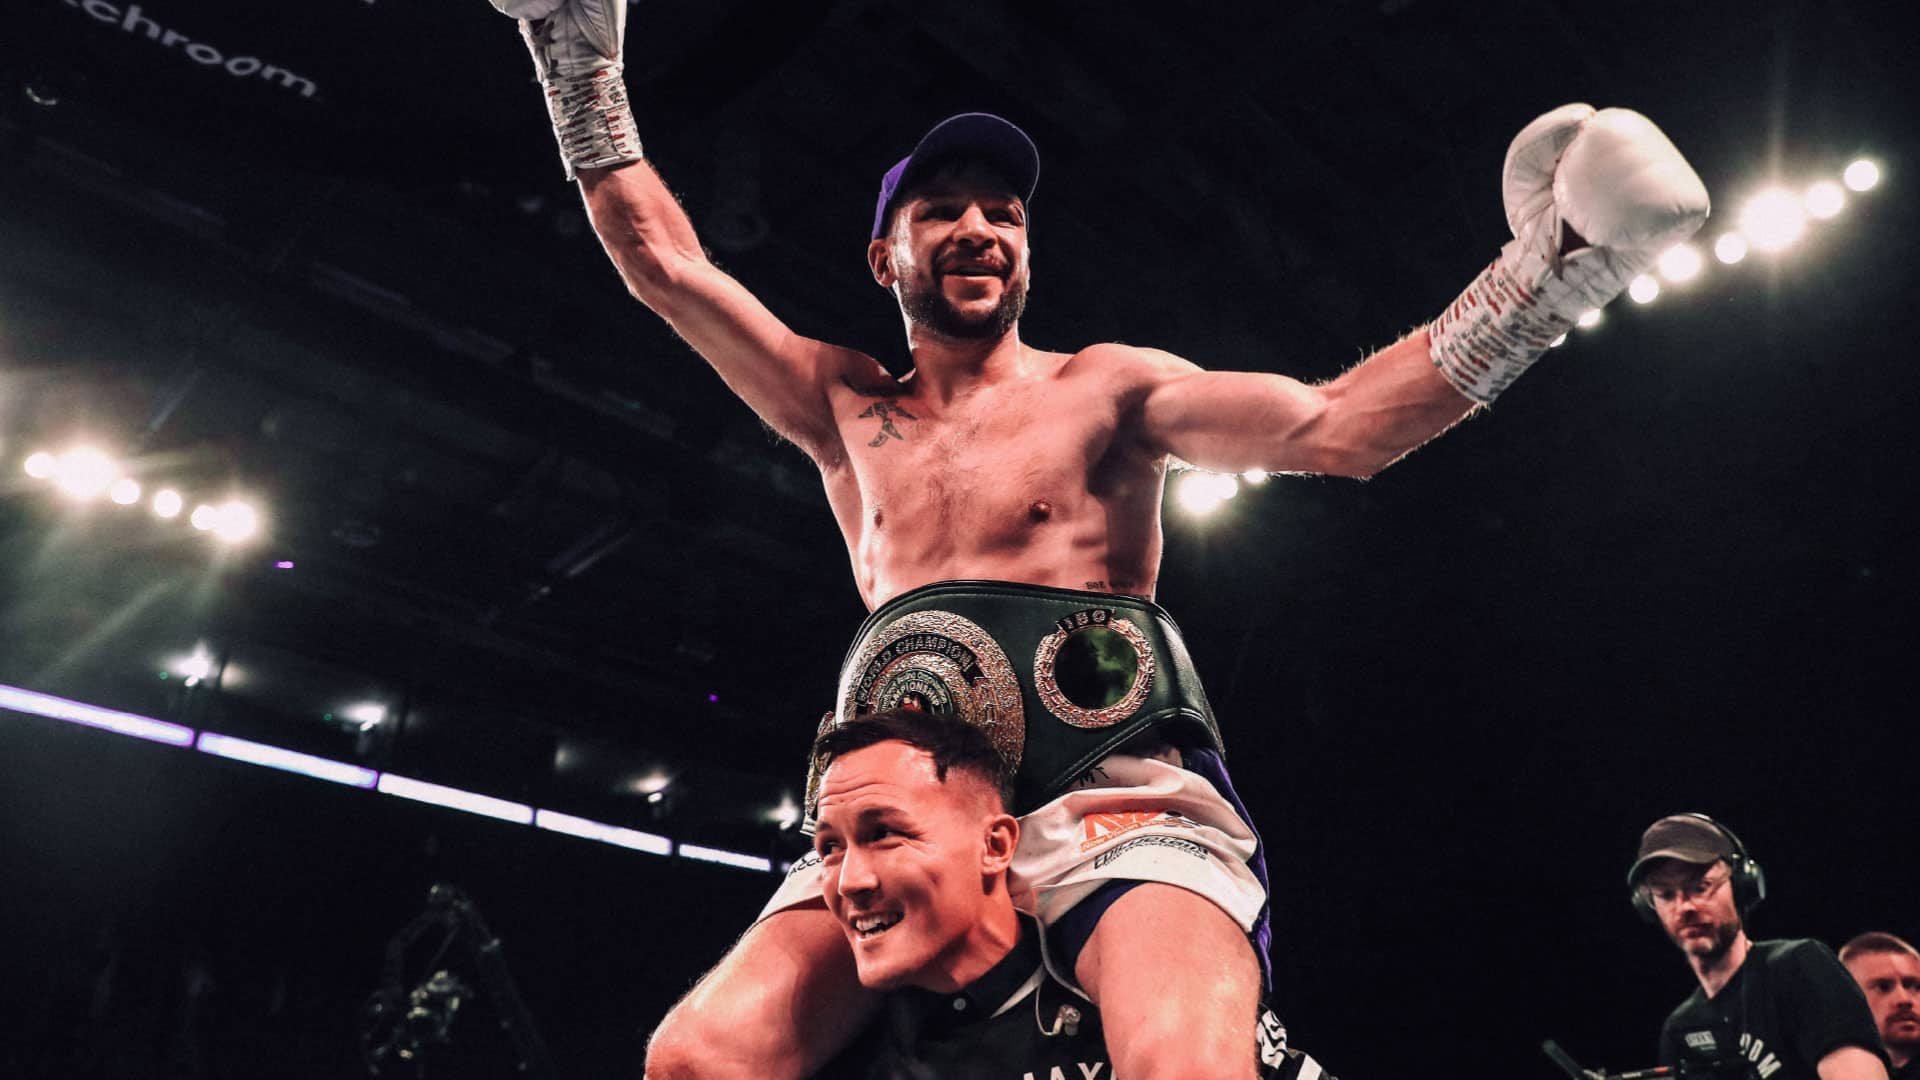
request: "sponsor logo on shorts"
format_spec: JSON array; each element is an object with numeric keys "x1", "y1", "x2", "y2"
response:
[
  {"x1": 1091, "y1": 834, "x2": 1209, "y2": 869},
  {"x1": 1258, "y1": 1007, "x2": 1289, "y2": 1066},
  {"x1": 1078, "y1": 808, "x2": 1197, "y2": 852}
]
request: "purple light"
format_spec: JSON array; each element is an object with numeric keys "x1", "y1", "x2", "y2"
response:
[
  {"x1": 196, "y1": 732, "x2": 378, "y2": 789},
  {"x1": 274, "y1": 560, "x2": 295, "y2": 570},
  {"x1": 0, "y1": 683, "x2": 195, "y2": 746},
  {"x1": 706, "y1": 693, "x2": 719, "y2": 703}
]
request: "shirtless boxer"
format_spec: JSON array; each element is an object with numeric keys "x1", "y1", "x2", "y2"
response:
[{"x1": 488, "y1": 2, "x2": 1709, "y2": 1077}]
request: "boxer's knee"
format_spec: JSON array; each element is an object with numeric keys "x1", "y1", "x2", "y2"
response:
[{"x1": 1076, "y1": 882, "x2": 1262, "y2": 1080}]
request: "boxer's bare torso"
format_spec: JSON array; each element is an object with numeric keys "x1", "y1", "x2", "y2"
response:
[{"x1": 819, "y1": 342, "x2": 1168, "y2": 609}]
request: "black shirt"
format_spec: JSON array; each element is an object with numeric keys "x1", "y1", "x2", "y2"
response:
[
  {"x1": 814, "y1": 919, "x2": 1327, "y2": 1079},
  {"x1": 1658, "y1": 939, "x2": 1887, "y2": 1080}
]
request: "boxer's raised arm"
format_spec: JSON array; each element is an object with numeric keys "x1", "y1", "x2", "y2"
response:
[
  {"x1": 493, "y1": 0, "x2": 858, "y2": 458},
  {"x1": 1139, "y1": 103, "x2": 1708, "y2": 479},
  {"x1": 577, "y1": 164, "x2": 855, "y2": 456}
]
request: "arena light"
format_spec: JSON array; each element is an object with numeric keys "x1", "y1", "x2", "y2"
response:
[
  {"x1": 1739, "y1": 189, "x2": 1805, "y2": 253},
  {"x1": 1628, "y1": 275, "x2": 1661, "y2": 304},
  {"x1": 338, "y1": 702, "x2": 387, "y2": 731},
  {"x1": 1576, "y1": 309, "x2": 1603, "y2": 329},
  {"x1": 52, "y1": 446, "x2": 117, "y2": 500},
  {"x1": 1548, "y1": 333, "x2": 1568, "y2": 349},
  {"x1": 377, "y1": 773, "x2": 535, "y2": 825},
  {"x1": 677, "y1": 843, "x2": 774, "y2": 873},
  {"x1": 23, "y1": 451, "x2": 56, "y2": 479},
  {"x1": 109, "y1": 477, "x2": 142, "y2": 505},
  {"x1": 766, "y1": 794, "x2": 802, "y2": 831},
  {"x1": 626, "y1": 770, "x2": 673, "y2": 797},
  {"x1": 172, "y1": 645, "x2": 214, "y2": 686},
  {"x1": 1656, "y1": 244, "x2": 1704, "y2": 284},
  {"x1": 1714, "y1": 233, "x2": 1749, "y2": 265},
  {"x1": 153, "y1": 488, "x2": 184, "y2": 519},
  {"x1": 196, "y1": 732, "x2": 378, "y2": 789},
  {"x1": 213, "y1": 500, "x2": 259, "y2": 543},
  {"x1": 1174, "y1": 470, "x2": 1238, "y2": 518},
  {"x1": 535, "y1": 809, "x2": 673, "y2": 855},
  {"x1": 1843, "y1": 159, "x2": 1880, "y2": 192},
  {"x1": 189, "y1": 504, "x2": 218, "y2": 531},
  {"x1": 1241, "y1": 470, "x2": 1269, "y2": 486},
  {"x1": 0, "y1": 682, "x2": 196, "y2": 747},
  {"x1": 1804, "y1": 180, "x2": 1845, "y2": 220}
]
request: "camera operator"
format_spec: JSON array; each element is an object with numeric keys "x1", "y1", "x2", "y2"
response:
[{"x1": 1627, "y1": 814, "x2": 1887, "y2": 1080}]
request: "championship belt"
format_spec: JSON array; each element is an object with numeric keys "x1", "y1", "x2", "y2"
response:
[{"x1": 806, "y1": 580, "x2": 1225, "y2": 819}]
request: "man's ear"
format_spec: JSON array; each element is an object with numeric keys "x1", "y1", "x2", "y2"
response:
[
  {"x1": 867, "y1": 237, "x2": 896, "y2": 288},
  {"x1": 981, "y1": 813, "x2": 1019, "y2": 875}
]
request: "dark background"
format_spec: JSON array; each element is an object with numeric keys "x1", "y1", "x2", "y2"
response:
[{"x1": 2, "y1": 0, "x2": 1914, "y2": 1076}]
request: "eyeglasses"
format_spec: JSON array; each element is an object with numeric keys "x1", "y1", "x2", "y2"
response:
[{"x1": 1641, "y1": 868, "x2": 1731, "y2": 909}]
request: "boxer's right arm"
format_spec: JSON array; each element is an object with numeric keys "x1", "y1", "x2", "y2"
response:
[
  {"x1": 494, "y1": 0, "x2": 860, "y2": 459},
  {"x1": 577, "y1": 164, "x2": 855, "y2": 457}
]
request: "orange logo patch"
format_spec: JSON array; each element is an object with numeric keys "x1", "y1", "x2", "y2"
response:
[{"x1": 1078, "y1": 809, "x2": 1194, "y2": 851}]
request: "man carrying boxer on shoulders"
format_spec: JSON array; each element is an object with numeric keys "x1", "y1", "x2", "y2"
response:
[
  {"x1": 486, "y1": 2, "x2": 1709, "y2": 1077},
  {"x1": 805, "y1": 707, "x2": 1334, "y2": 1078}
]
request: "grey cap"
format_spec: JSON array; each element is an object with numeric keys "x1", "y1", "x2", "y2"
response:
[{"x1": 1627, "y1": 813, "x2": 1737, "y2": 886}]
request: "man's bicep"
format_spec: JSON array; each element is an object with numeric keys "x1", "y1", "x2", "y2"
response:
[{"x1": 1136, "y1": 363, "x2": 1331, "y2": 474}]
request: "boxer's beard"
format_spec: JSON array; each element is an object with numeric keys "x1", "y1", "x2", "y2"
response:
[
  {"x1": 1673, "y1": 915, "x2": 1741, "y2": 962},
  {"x1": 901, "y1": 270, "x2": 1027, "y2": 341}
]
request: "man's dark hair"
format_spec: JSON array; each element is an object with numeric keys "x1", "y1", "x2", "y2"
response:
[
  {"x1": 1840, "y1": 931, "x2": 1920, "y2": 964},
  {"x1": 812, "y1": 708, "x2": 1012, "y2": 808}
]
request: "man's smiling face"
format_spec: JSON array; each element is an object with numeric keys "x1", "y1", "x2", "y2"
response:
[
  {"x1": 871, "y1": 161, "x2": 1031, "y2": 341},
  {"x1": 812, "y1": 739, "x2": 1006, "y2": 991}
]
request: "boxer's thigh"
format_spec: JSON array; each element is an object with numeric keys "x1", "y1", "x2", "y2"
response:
[
  {"x1": 1075, "y1": 882, "x2": 1262, "y2": 1080},
  {"x1": 645, "y1": 902, "x2": 877, "y2": 1080}
]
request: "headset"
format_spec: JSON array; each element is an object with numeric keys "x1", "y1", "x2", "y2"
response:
[{"x1": 1628, "y1": 813, "x2": 1768, "y2": 924}]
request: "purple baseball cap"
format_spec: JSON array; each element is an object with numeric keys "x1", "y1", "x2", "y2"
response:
[{"x1": 870, "y1": 113, "x2": 1040, "y2": 241}]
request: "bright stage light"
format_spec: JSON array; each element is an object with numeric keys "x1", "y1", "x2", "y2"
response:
[
  {"x1": 213, "y1": 501, "x2": 259, "y2": 543},
  {"x1": 1174, "y1": 471, "x2": 1238, "y2": 518},
  {"x1": 1576, "y1": 309, "x2": 1603, "y2": 329},
  {"x1": 1804, "y1": 180, "x2": 1845, "y2": 220},
  {"x1": 1241, "y1": 470, "x2": 1269, "y2": 486},
  {"x1": 377, "y1": 773, "x2": 535, "y2": 824},
  {"x1": 53, "y1": 447, "x2": 116, "y2": 499},
  {"x1": 109, "y1": 477, "x2": 142, "y2": 505},
  {"x1": 339, "y1": 702, "x2": 387, "y2": 730},
  {"x1": 196, "y1": 732, "x2": 378, "y2": 789},
  {"x1": 1548, "y1": 333, "x2": 1567, "y2": 349},
  {"x1": 677, "y1": 843, "x2": 773, "y2": 873},
  {"x1": 1714, "y1": 233, "x2": 1749, "y2": 265},
  {"x1": 23, "y1": 451, "x2": 56, "y2": 479},
  {"x1": 1843, "y1": 159, "x2": 1880, "y2": 192},
  {"x1": 190, "y1": 504, "x2": 217, "y2": 531},
  {"x1": 1628, "y1": 275, "x2": 1661, "y2": 304},
  {"x1": 174, "y1": 647, "x2": 213, "y2": 682},
  {"x1": 1657, "y1": 244, "x2": 1704, "y2": 284},
  {"x1": 153, "y1": 488, "x2": 184, "y2": 519},
  {"x1": 1739, "y1": 189, "x2": 1805, "y2": 253},
  {"x1": 766, "y1": 795, "x2": 802, "y2": 831},
  {"x1": 534, "y1": 810, "x2": 672, "y2": 855}
]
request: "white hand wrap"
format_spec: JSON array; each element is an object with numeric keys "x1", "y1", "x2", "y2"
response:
[
  {"x1": 1430, "y1": 104, "x2": 1709, "y2": 405},
  {"x1": 493, "y1": 0, "x2": 642, "y2": 181}
]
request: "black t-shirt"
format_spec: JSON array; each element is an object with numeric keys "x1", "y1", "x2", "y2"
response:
[
  {"x1": 1658, "y1": 939, "x2": 1886, "y2": 1080},
  {"x1": 814, "y1": 919, "x2": 1325, "y2": 1079}
]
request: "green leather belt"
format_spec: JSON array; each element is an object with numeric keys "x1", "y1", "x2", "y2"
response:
[{"x1": 817, "y1": 579, "x2": 1225, "y2": 816}]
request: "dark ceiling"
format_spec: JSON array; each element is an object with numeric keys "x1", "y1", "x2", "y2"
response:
[{"x1": 2, "y1": 0, "x2": 1915, "y2": 1075}]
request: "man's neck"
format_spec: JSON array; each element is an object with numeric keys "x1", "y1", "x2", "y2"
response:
[
  {"x1": 1891, "y1": 1048, "x2": 1912, "y2": 1071},
  {"x1": 903, "y1": 325, "x2": 1028, "y2": 404},
  {"x1": 918, "y1": 898, "x2": 1023, "y2": 995},
  {"x1": 1691, "y1": 931, "x2": 1752, "y2": 998}
]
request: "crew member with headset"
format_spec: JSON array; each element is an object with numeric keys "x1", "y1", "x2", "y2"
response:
[{"x1": 1628, "y1": 813, "x2": 1888, "y2": 1080}]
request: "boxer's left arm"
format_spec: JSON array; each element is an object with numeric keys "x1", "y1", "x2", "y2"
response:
[
  {"x1": 1134, "y1": 103, "x2": 1708, "y2": 477},
  {"x1": 1129, "y1": 332, "x2": 1470, "y2": 479}
]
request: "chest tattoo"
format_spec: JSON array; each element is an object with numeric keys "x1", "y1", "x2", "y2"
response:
[{"x1": 856, "y1": 400, "x2": 918, "y2": 447}]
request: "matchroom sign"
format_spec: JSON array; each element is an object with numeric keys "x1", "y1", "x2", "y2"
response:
[{"x1": 59, "y1": 0, "x2": 321, "y2": 100}]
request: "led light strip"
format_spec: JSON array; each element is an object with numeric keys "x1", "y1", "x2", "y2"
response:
[
  {"x1": 0, "y1": 683, "x2": 195, "y2": 746},
  {"x1": 2, "y1": 680, "x2": 775, "y2": 872}
]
